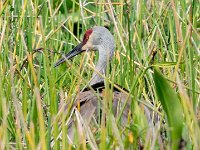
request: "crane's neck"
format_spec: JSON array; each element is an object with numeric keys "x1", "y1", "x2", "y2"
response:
[{"x1": 90, "y1": 46, "x2": 112, "y2": 85}]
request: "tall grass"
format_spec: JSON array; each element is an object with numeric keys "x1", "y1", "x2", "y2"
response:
[{"x1": 0, "y1": 0, "x2": 199, "y2": 149}]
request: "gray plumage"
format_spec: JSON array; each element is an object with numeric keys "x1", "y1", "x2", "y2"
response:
[{"x1": 54, "y1": 26, "x2": 154, "y2": 144}]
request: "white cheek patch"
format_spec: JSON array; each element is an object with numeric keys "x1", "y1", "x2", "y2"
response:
[{"x1": 82, "y1": 40, "x2": 93, "y2": 50}]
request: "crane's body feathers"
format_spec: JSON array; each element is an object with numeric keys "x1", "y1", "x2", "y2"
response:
[
  {"x1": 66, "y1": 81, "x2": 131, "y2": 141},
  {"x1": 54, "y1": 26, "x2": 154, "y2": 143}
]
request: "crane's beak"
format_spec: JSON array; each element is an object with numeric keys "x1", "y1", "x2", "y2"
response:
[{"x1": 54, "y1": 43, "x2": 84, "y2": 67}]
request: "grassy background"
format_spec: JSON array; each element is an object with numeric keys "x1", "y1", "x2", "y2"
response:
[{"x1": 0, "y1": 0, "x2": 199, "y2": 149}]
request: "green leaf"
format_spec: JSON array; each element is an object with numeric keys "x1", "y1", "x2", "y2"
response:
[{"x1": 153, "y1": 68, "x2": 184, "y2": 150}]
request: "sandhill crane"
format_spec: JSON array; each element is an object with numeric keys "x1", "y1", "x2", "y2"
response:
[{"x1": 54, "y1": 26, "x2": 152, "y2": 143}]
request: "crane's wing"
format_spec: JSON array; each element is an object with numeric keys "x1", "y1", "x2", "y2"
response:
[{"x1": 62, "y1": 81, "x2": 157, "y2": 144}]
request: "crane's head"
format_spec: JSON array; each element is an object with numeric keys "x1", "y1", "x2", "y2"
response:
[{"x1": 54, "y1": 26, "x2": 115, "y2": 67}]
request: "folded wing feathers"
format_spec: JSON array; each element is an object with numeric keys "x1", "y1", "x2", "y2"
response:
[{"x1": 63, "y1": 83, "x2": 156, "y2": 144}]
